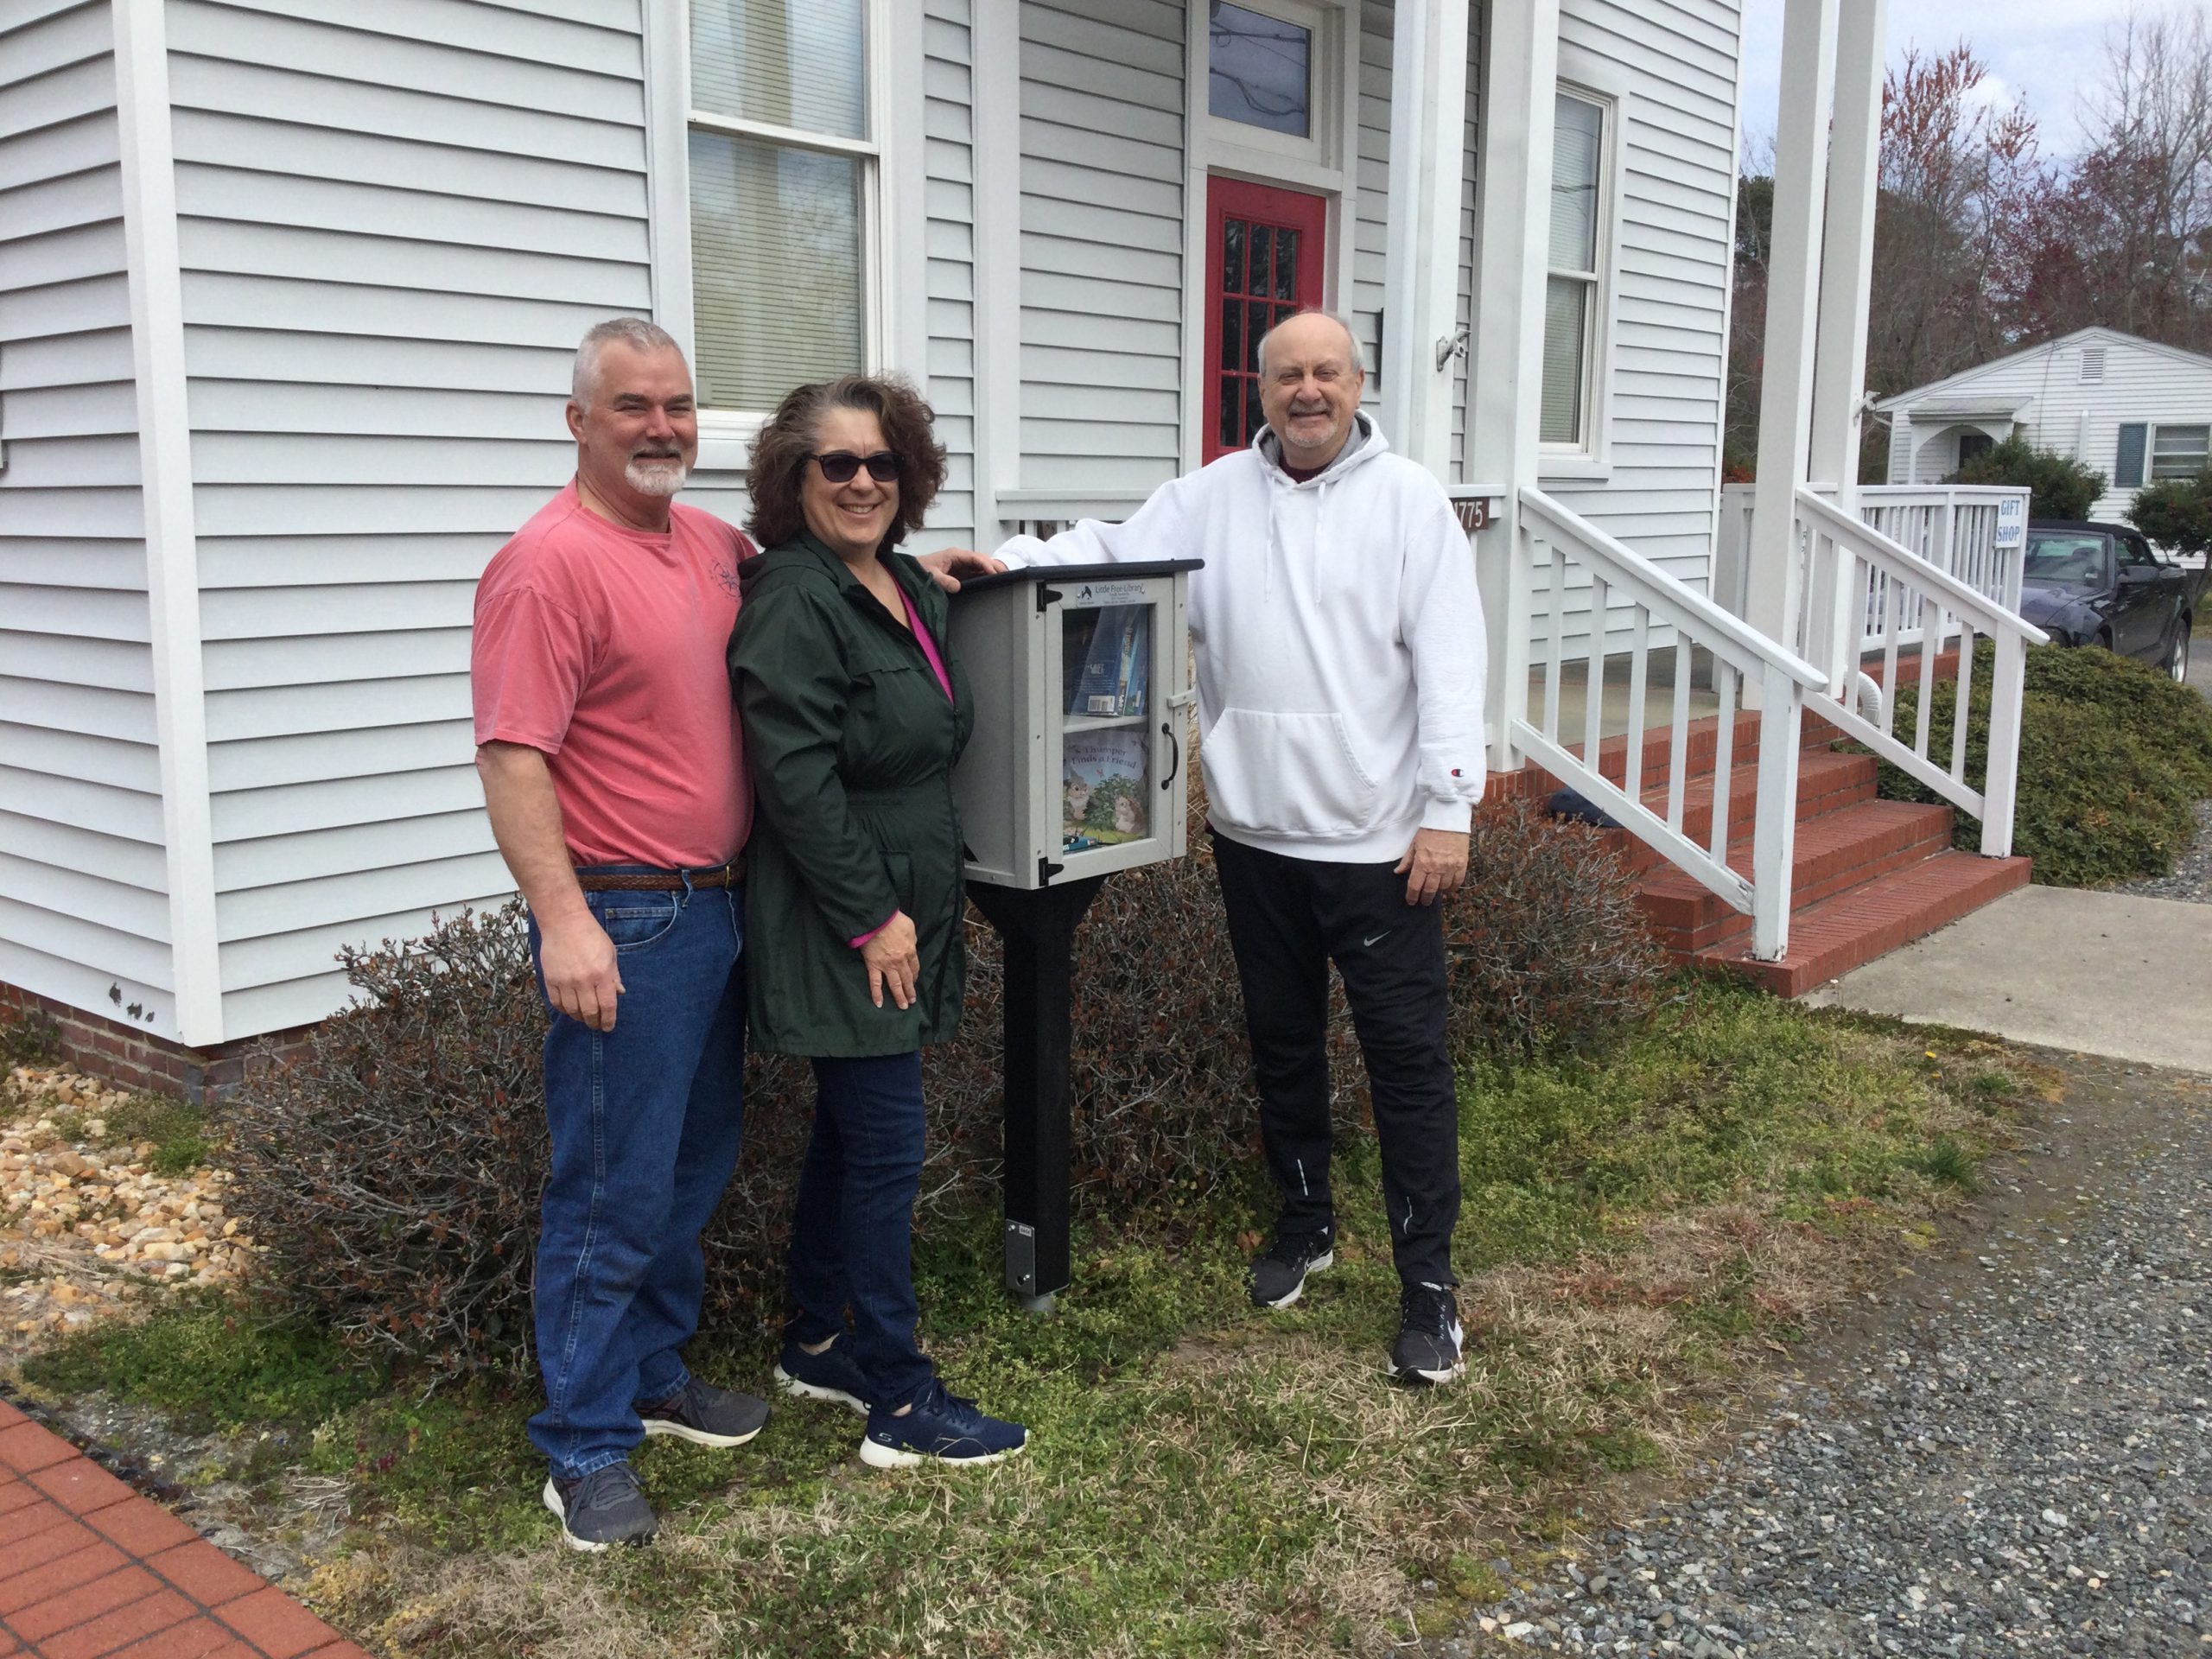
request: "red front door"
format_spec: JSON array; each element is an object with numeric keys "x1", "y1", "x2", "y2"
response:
[{"x1": 1204, "y1": 177, "x2": 1327, "y2": 462}]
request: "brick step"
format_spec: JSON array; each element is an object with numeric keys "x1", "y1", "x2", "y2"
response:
[
  {"x1": 1693, "y1": 849, "x2": 2034, "y2": 997},
  {"x1": 1495, "y1": 708, "x2": 1852, "y2": 808},
  {"x1": 1606, "y1": 749, "x2": 1879, "y2": 879},
  {"x1": 1638, "y1": 798, "x2": 1957, "y2": 954}
]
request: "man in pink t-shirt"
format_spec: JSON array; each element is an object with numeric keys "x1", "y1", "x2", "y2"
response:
[{"x1": 471, "y1": 318, "x2": 766, "y2": 1552}]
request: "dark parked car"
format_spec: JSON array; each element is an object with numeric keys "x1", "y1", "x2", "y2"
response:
[{"x1": 2021, "y1": 520, "x2": 2202, "y2": 682}]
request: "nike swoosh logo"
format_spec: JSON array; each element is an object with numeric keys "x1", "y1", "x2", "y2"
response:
[{"x1": 1363, "y1": 931, "x2": 1391, "y2": 948}]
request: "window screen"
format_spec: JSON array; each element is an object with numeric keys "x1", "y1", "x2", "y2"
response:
[
  {"x1": 2152, "y1": 424, "x2": 2210, "y2": 480},
  {"x1": 688, "y1": 0, "x2": 872, "y2": 412},
  {"x1": 1541, "y1": 92, "x2": 1606, "y2": 448}
]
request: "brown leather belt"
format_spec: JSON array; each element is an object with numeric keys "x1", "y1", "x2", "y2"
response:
[{"x1": 576, "y1": 858, "x2": 745, "y2": 892}]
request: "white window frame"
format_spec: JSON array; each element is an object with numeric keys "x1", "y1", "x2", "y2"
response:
[
  {"x1": 2150, "y1": 420, "x2": 2212, "y2": 481},
  {"x1": 1537, "y1": 58, "x2": 1624, "y2": 481},
  {"x1": 1203, "y1": 0, "x2": 1342, "y2": 176},
  {"x1": 641, "y1": 1, "x2": 903, "y2": 473}
]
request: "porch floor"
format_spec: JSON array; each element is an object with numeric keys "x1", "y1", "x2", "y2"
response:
[{"x1": 1521, "y1": 653, "x2": 1722, "y2": 743}]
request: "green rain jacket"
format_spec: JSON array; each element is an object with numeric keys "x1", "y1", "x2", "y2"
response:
[{"x1": 728, "y1": 533, "x2": 976, "y2": 1058}]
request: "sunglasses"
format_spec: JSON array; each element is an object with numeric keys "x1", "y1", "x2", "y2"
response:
[{"x1": 809, "y1": 450, "x2": 904, "y2": 484}]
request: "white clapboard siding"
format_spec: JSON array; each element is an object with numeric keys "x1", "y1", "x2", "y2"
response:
[
  {"x1": 166, "y1": 0, "x2": 648, "y2": 1035},
  {"x1": 1016, "y1": 0, "x2": 1185, "y2": 496},
  {"x1": 921, "y1": 0, "x2": 977, "y2": 541},
  {"x1": 0, "y1": 0, "x2": 170, "y2": 1010},
  {"x1": 1879, "y1": 327, "x2": 2212, "y2": 524},
  {"x1": 1354, "y1": 1, "x2": 1389, "y2": 409},
  {"x1": 1537, "y1": 0, "x2": 1741, "y2": 656}
]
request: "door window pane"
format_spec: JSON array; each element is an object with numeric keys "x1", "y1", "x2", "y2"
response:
[
  {"x1": 690, "y1": 131, "x2": 862, "y2": 410},
  {"x1": 2152, "y1": 424, "x2": 2210, "y2": 479},
  {"x1": 1550, "y1": 94, "x2": 1603, "y2": 273},
  {"x1": 1209, "y1": 2, "x2": 1311, "y2": 137},
  {"x1": 691, "y1": 0, "x2": 866, "y2": 139},
  {"x1": 1540, "y1": 276, "x2": 1588, "y2": 445}
]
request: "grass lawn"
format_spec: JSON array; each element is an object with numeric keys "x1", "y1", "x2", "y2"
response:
[{"x1": 15, "y1": 980, "x2": 2032, "y2": 1659}]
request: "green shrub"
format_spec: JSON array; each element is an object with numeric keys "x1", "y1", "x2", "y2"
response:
[
  {"x1": 1, "y1": 1007, "x2": 62, "y2": 1071},
  {"x1": 226, "y1": 795, "x2": 1663, "y2": 1375},
  {"x1": 1948, "y1": 435, "x2": 2107, "y2": 521},
  {"x1": 1875, "y1": 643, "x2": 2212, "y2": 885},
  {"x1": 2129, "y1": 468, "x2": 2212, "y2": 554}
]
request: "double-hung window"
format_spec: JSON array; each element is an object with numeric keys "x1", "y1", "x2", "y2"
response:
[
  {"x1": 2117, "y1": 422, "x2": 2212, "y2": 486},
  {"x1": 685, "y1": 2, "x2": 880, "y2": 418},
  {"x1": 1541, "y1": 89, "x2": 1611, "y2": 455}
]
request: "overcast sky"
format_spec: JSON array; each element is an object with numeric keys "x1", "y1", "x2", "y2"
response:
[{"x1": 1738, "y1": 0, "x2": 2125, "y2": 162}]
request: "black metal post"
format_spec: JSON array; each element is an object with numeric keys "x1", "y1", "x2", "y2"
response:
[{"x1": 966, "y1": 874, "x2": 1106, "y2": 1311}]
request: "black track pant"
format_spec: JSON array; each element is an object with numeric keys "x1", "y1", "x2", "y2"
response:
[{"x1": 1211, "y1": 828, "x2": 1460, "y2": 1288}]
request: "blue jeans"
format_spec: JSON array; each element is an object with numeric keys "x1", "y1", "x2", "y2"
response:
[
  {"x1": 526, "y1": 869, "x2": 745, "y2": 1478},
  {"x1": 785, "y1": 1052, "x2": 937, "y2": 1408}
]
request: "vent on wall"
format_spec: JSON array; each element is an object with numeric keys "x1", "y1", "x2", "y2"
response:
[{"x1": 2081, "y1": 346, "x2": 2107, "y2": 384}]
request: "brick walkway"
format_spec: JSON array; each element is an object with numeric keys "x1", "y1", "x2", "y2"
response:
[{"x1": 0, "y1": 1400, "x2": 367, "y2": 1659}]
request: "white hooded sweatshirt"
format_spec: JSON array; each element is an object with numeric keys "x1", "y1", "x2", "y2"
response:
[{"x1": 997, "y1": 416, "x2": 1487, "y2": 863}]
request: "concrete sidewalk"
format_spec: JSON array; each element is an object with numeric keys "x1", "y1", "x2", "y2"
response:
[{"x1": 1806, "y1": 883, "x2": 2212, "y2": 1071}]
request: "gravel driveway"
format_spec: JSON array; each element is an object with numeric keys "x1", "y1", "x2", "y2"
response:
[
  {"x1": 2113, "y1": 799, "x2": 2212, "y2": 906},
  {"x1": 1454, "y1": 1056, "x2": 2212, "y2": 1658}
]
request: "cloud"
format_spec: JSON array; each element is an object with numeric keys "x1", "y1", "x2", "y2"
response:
[{"x1": 1739, "y1": 0, "x2": 2114, "y2": 159}]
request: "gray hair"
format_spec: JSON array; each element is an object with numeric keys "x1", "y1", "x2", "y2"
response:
[
  {"x1": 1255, "y1": 309, "x2": 1365, "y2": 378},
  {"x1": 572, "y1": 316, "x2": 682, "y2": 406}
]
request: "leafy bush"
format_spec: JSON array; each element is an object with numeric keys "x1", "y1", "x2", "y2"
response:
[
  {"x1": 2129, "y1": 468, "x2": 2212, "y2": 554},
  {"x1": 1948, "y1": 435, "x2": 2106, "y2": 521},
  {"x1": 226, "y1": 792, "x2": 1663, "y2": 1374},
  {"x1": 1, "y1": 1007, "x2": 61, "y2": 1071},
  {"x1": 1875, "y1": 642, "x2": 2212, "y2": 885}
]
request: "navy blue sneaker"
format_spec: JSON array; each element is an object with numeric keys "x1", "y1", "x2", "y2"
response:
[
  {"x1": 859, "y1": 1380, "x2": 1027, "y2": 1469},
  {"x1": 773, "y1": 1333, "x2": 872, "y2": 1415}
]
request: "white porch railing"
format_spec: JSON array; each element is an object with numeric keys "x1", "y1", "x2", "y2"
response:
[
  {"x1": 1716, "y1": 483, "x2": 2030, "y2": 653},
  {"x1": 1786, "y1": 487, "x2": 2049, "y2": 859},
  {"x1": 1516, "y1": 487, "x2": 1827, "y2": 961}
]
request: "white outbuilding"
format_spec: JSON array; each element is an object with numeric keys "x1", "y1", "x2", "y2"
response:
[{"x1": 1874, "y1": 326, "x2": 2212, "y2": 524}]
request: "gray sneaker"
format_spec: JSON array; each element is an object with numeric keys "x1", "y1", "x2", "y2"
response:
[
  {"x1": 639, "y1": 1376, "x2": 771, "y2": 1448},
  {"x1": 543, "y1": 1462, "x2": 656, "y2": 1553}
]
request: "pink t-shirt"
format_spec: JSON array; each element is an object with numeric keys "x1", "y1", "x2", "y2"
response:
[{"x1": 472, "y1": 481, "x2": 755, "y2": 869}]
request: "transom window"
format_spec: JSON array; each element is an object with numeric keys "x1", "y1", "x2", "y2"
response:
[
  {"x1": 1541, "y1": 90, "x2": 1610, "y2": 451},
  {"x1": 686, "y1": 1, "x2": 878, "y2": 415},
  {"x1": 1209, "y1": 1, "x2": 1311, "y2": 138}
]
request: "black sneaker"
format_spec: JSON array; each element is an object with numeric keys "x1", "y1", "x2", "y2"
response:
[
  {"x1": 543, "y1": 1462, "x2": 656, "y2": 1553},
  {"x1": 859, "y1": 1379, "x2": 1028, "y2": 1469},
  {"x1": 1389, "y1": 1282, "x2": 1465, "y2": 1385},
  {"x1": 1249, "y1": 1227, "x2": 1334, "y2": 1308},
  {"x1": 773, "y1": 1333, "x2": 872, "y2": 1416},
  {"x1": 639, "y1": 1376, "x2": 770, "y2": 1448}
]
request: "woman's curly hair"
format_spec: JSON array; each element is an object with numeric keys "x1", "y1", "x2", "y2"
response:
[{"x1": 745, "y1": 373, "x2": 948, "y2": 551}]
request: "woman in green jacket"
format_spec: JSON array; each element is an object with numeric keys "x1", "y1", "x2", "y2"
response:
[{"x1": 728, "y1": 373, "x2": 1025, "y2": 1469}]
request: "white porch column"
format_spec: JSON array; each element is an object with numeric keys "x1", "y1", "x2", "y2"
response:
[
  {"x1": 969, "y1": 0, "x2": 1023, "y2": 538},
  {"x1": 1382, "y1": 0, "x2": 1471, "y2": 474},
  {"x1": 1745, "y1": 0, "x2": 1840, "y2": 654},
  {"x1": 1807, "y1": 0, "x2": 1888, "y2": 686},
  {"x1": 1467, "y1": 0, "x2": 1562, "y2": 772}
]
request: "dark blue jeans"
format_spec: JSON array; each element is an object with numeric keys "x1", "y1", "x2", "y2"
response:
[
  {"x1": 526, "y1": 870, "x2": 746, "y2": 1478},
  {"x1": 785, "y1": 1052, "x2": 937, "y2": 1408}
]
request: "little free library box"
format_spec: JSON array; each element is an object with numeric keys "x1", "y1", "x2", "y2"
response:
[{"x1": 946, "y1": 560, "x2": 1202, "y2": 1306}]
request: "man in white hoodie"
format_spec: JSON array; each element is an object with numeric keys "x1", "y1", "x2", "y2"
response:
[{"x1": 925, "y1": 311, "x2": 1486, "y2": 1384}]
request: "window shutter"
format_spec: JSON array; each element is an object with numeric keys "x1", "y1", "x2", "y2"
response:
[{"x1": 2116, "y1": 423, "x2": 2147, "y2": 488}]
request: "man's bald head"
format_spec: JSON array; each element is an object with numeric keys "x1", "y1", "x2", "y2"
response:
[
  {"x1": 1255, "y1": 310, "x2": 1367, "y2": 471},
  {"x1": 1255, "y1": 310, "x2": 1363, "y2": 379}
]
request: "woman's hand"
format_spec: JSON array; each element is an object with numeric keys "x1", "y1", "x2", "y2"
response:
[{"x1": 861, "y1": 911, "x2": 922, "y2": 1009}]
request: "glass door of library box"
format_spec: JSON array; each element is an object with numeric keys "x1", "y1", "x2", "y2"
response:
[{"x1": 947, "y1": 561, "x2": 1198, "y2": 892}]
